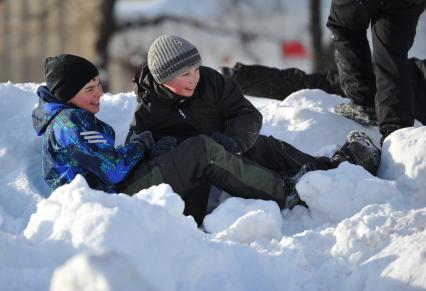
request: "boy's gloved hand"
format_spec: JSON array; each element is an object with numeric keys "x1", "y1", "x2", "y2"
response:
[
  {"x1": 152, "y1": 136, "x2": 178, "y2": 157},
  {"x1": 210, "y1": 132, "x2": 241, "y2": 154},
  {"x1": 129, "y1": 131, "x2": 155, "y2": 153}
]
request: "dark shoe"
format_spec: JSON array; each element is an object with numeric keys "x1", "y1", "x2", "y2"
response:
[
  {"x1": 332, "y1": 131, "x2": 381, "y2": 175},
  {"x1": 380, "y1": 124, "x2": 401, "y2": 146},
  {"x1": 334, "y1": 102, "x2": 378, "y2": 126},
  {"x1": 282, "y1": 164, "x2": 311, "y2": 209}
]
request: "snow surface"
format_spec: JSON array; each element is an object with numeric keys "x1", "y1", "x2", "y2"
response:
[{"x1": 1, "y1": 81, "x2": 426, "y2": 291}]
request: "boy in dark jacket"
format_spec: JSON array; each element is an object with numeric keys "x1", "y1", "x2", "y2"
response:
[
  {"x1": 126, "y1": 35, "x2": 381, "y2": 219},
  {"x1": 33, "y1": 54, "x2": 335, "y2": 225}
]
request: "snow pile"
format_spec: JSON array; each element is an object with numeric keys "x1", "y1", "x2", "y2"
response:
[
  {"x1": 1, "y1": 82, "x2": 426, "y2": 291},
  {"x1": 298, "y1": 162, "x2": 403, "y2": 223},
  {"x1": 379, "y1": 127, "x2": 426, "y2": 206}
]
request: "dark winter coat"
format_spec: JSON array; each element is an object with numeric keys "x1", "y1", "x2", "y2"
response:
[
  {"x1": 127, "y1": 66, "x2": 262, "y2": 154},
  {"x1": 127, "y1": 66, "x2": 339, "y2": 175},
  {"x1": 32, "y1": 86, "x2": 145, "y2": 194}
]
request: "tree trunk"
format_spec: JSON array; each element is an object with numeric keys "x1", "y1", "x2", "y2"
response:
[
  {"x1": 310, "y1": 0, "x2": 323, "y2": 72},
  {"x1": 95, "y1": 0, "x2": 116, "y2": 91}
]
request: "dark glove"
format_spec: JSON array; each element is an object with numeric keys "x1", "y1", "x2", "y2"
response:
[
  {"x1": 210, "y1": 132, "x2": 241, "y2": 154},
  {"x1": 152, "y1": 136, "x2": 178, "y2": 157},
  {"x1": 129, "y1": 131, "x2": 155, "y2": 153}
]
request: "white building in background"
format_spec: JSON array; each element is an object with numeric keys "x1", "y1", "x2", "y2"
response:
[{"x1": 109, "y1": 0, "x2": 317, "y2": 92}]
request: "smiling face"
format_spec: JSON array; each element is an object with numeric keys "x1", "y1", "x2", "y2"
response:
[
  {"x1": 69, "y1": 76, "x2": 103, "y2": 114},
  {"x1": 162, "y1": 66, "x2": 200, "y2": 97}
]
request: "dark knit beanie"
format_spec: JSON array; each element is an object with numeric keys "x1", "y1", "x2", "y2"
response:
[
  {"x1": 147, "y1": 35, "x2": 202, "y2": 84},
  {"x1": 44, "y1": 54, "x2": 99, "y2": 102}
]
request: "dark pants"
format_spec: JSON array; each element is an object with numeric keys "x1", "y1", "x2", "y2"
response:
[
  {"x1": 118, "y1": 135, "x2": 287, "y2": 224},
  {"x1": 245, "y1": 135, "x2": 338, "y2": 176},
  {"x1": 227, "y1": 60, "x2": 426, "y2": 125},
  {"x1": 326, "y1": 0, "x2": 425, "y2": 134},
  {"x1": 230, "y1": 63, "x2": 345, "y2": 100},
  {"x1": 411, "y1": 58, "x2": 426, "y2": 125}
]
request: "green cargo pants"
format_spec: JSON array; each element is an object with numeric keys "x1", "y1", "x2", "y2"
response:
[{"x1": 118, "y1": 135, "x2": 287, "y2": 206}]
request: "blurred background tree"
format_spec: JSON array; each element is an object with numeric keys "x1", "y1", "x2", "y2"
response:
[{"x1": 1, "y1": 0, "x2": 422, "y2": 93}]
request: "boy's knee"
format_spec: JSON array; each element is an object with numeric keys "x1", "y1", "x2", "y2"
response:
[
  {"x1": 198, "y1": 135, "x2": 225, "y2": 151},
  {"x1": 179, "y1": 135, "x2": 215, "y2": 153},
  {"x1": 178, "y1": 135, "x2": 226, "y2": 162}
]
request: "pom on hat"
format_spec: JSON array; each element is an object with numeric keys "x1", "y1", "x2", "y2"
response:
[
  {"x1": 44, "y1": 54, "x2": 99, "y2": 102},
  {"x1": 147, "y1": 35, "x2": 202, "y2": 84}
]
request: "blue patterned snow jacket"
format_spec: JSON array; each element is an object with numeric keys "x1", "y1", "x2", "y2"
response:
[{"x1": 32, "y1": 86, "x2": 145, "y2": 194}]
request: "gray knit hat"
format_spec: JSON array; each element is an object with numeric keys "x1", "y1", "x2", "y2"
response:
[{"x1": 147, "y1": 34, "x2": 202, "y2": 84}]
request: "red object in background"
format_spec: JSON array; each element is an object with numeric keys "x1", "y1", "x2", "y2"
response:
[{"x1": 281, "y1": 41, "x2": 308, "y2": 58}]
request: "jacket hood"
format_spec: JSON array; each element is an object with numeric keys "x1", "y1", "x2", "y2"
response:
[
  {"x1": 32, "y1": 85, "x2": 72, "y2": 136},
  {"x1": 134, "y1": 66, "x2": 162, "y2": 102}
]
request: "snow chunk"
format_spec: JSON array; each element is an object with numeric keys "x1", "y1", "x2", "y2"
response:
[
  {"x1": 379, "y1": 127, "x2": 426, "y2": 207},
  {"x1": 133, "y1": 183, "x2": 185, "y2": 219},
  {"x1": 332, "y1": 205, "x2": 426, "y2": 289},
  {"x1": 298, "y1": 162, "x2": 403, "y2": 223},
  {"x1": 50, "y1": 251, "x2": 158, "y2": 291},
  {"x1": 204, "y1": 198, "x2": 282, "y2": 243},
  {"x1": 260, "y1": 89, "x2": 380, "y2": 156}
]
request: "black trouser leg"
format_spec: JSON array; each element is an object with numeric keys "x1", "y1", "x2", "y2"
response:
[
  {"x1": 372, "y1": 1, "x2": 424, "y2": 131},
  {"x1": 411, "y1": 58, "x2": 426, "y2": 125},
  {"x1": 244, "y1": 135, "x2": 338, "y2": 175},
  {"x1": 182, "y1": 183, "x2": 210, "y2": 226},
  {"x1": 234, "y1": 63, "x2": 346, "y2": 100},
  {"x1": 327, "y1": 0, "x2": 379, "y2": 108},
  {"x1": 232, "y1": 64, "x2": 309, "y2": 100}
]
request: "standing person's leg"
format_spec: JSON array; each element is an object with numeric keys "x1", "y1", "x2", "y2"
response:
[
  {"x1": 327, "y1": 0, "x2": 380, "y2": 125},
  {"x1": 327, "y1": 0, "x2": 379, "y2": 109},
  {"x1": 120, "y1": 135, "x2": 289, "y2": 206},
  {"x1": 411, "y1": 58, "x2": 426, "y2": 125},
  {"x1": 372, "y1": 1, "x2": 425, "y2": 139}
]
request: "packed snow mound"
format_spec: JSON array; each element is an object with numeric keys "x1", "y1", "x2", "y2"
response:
[
  {"x1": 298, "y1": 162, "x2": 403, "y2": 223},
  {"x1": 1, "y1": 82, "x2": 426, "y2": 291},
  {"x1": 204, "y1": 198, "x2": 283, "y2": 243},
  {"x1": 260, "y1": 89, "x2": 381, "y2": 156},
  {"x1": 50, "y1": 251, "x2": 157, "y2": 291},
  {"x1": 379, "y1": 126, "x2": 426, "y2": 206}
]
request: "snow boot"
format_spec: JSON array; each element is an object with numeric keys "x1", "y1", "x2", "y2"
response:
[
  {"x1": 334, "y1": 102, "x2": 378, "y2": 126},
  {"x1": 332, "y1": 130, "x2": 381, "y2": 175},
  {"x1": 282, "y1": 164, "x2": 312, "y2": 209}
]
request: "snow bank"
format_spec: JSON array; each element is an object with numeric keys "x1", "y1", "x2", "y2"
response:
[
  {"x1": 1, "y1": 82, "x2": 426, "y2": 291},
  {"x1": 379, "y1": 127, "x2": 426, "y2": 206}
]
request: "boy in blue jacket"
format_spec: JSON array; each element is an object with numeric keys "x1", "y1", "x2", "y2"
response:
[{"x1": 32, "y1": 54, "x2": 322, "y2": 224}]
